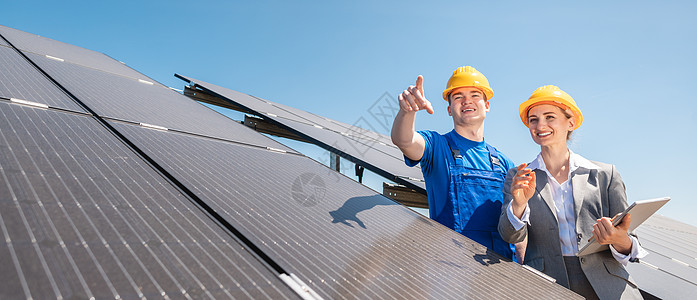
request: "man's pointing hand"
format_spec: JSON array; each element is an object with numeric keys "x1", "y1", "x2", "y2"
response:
[{"x1": 399, "y1": 75, "x2": 434, "y2": 114}]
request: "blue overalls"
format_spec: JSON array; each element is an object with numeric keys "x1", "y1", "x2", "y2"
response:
[{"x1": 444, "y1": 134, "x2": 514, "y2": 259}]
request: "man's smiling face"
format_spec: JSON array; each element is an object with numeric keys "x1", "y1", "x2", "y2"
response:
[{"x1": 447, "y1": 87, "x2": 490, "y2": 125}]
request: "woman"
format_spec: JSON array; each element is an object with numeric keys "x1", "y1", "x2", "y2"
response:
[{"x1": 498, "y1": 85, "x2": 646, "y2": 299}]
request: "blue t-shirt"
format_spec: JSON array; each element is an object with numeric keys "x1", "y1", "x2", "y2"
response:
[{"x1": 405, "y1": 130, "x2": 515, "y2": 224}]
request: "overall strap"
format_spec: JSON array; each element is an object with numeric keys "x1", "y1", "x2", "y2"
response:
[
  {"x1": 444, "y1": 133, "x2": 464, "y2": 167},
  {"x1": 485, "y1": 144, "x2": 505, "y2": 174}
]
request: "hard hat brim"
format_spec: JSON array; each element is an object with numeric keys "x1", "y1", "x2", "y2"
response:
[
  {"x1": 442, "y1": 86, "x2": 494, "y2": 102},
  {"x1": 519, "y1": 98, "x2": 583, "y2": 130}
]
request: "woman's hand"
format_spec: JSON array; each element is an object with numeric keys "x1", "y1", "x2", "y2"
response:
[
  {"x1": 593, "y1": 213, "x2": 633, "y2": 255},
  {"x1": 510, "y1": 163, "x2": 536, "y2": 218}
]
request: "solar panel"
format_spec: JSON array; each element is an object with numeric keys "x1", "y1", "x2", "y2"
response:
[
  {"x1": 627, "y1": 263, "x2": 691, "y2": 299},
  {"x1": 108, "y1": 119, "x2": 581, "y2": 299},
  {"x1": 178, "y1": 74, "x2": 397, "y2": 150},
  {"x1": 176, "y1": 75, "x2": 426, "y2": 192},
  {"x1": 0, "y1": 101, "x2": 295, "y2": 299},
  {"x1": 264, "y1": 116, "x2": 424, "y2": 183},
  {"x1": 195, "y1": 83, "x2": 393, "y2": 145},
  {"x1": 0, "y1": 25, "x2": 146, "y2": 80},
  {"x1": 0, "y1": 45, "x2": 84, "y2": 112},
  {"x1": 625, "y1": 215, "x2": 697, "y2": 298},
  {"x1": 249, "y1": 93, "x2": 396, "y2": 147},
  {"x1": 16, "y1": 50, "x2": 298, "y2": 154}
]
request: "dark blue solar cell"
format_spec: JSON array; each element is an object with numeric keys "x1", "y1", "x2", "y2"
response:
[{"x1": 0, "y1": 46, "x2": 84, "y2": 112}]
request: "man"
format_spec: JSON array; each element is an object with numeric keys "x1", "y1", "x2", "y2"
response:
[{"x1": 391, "y1": 66, "x2": 521, "y2": 260}]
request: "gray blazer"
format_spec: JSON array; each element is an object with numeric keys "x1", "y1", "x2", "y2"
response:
[{"x1": 498, "y1": 160, "x2": 642, "y2": 299}]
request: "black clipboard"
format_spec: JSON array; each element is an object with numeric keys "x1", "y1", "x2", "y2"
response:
[{"x1": 577, "y1": 197, "x2": 670, "y2": 256}]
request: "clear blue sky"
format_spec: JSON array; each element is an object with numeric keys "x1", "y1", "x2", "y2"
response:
[{"x1": 5, "y1": 1, "x2": 696, "y2": 226}]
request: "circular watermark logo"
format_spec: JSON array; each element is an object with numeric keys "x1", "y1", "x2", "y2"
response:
[{"x1": 291, "y1": 173, "x2": 326, "y2": 207}]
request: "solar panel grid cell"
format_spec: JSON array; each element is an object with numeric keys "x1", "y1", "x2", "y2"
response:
[
  {"x1": 195, "y1": 84, "x2": 314, "y2": 124},
  {"x1": 183, "y1": 75, "x2": 397, "y2": 149},
  {"x1": 625, "y1": 262, "x2": 691, "y2": 299},
  {"x1": 278, "y1": 114, "x2": 405, "y2": 159},
  {"x1": 633, "y1": 229, "x2": 697, "y2": 283},
  {"x1": 625, "y1": 215, "x2": 697, "y2": 298},
  {"x1": 21, "y1": 51, "x2": 298, "y2": 154},
  {"x1": 0, "y1": 102, "x2": 296, "y2": 299},
  {"x1": 177, "y1": 75, "x2": 426, "y2": 192},
  {"x1": 270, "y1": 117, "x2": 425, "y2": 185},
  {"x1": 0, "y1": 46, "x2": 84, "y2": 112},
  {"x1": 639, "y1": 227, "x2": 697, "y2": 265},
  {"x1": 266, "y1": 110, "x2": 405, "y2": 166},
  {"x1": 640, "y1": 215, "x2": 697, "y2": 252},
  {"x1": 262, "y1": 97, "x2": 396, "y2": 146},
  {"x1": 241, "y1": 106, "x2": 427, "y2": 189},
  {"x1": 109, "y1": 120, "x2": 581, "y2": 299},
  {"x1": 0, "y1": 25, "x2": 147, "y2": 80}
]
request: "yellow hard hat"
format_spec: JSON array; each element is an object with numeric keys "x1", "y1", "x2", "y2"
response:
[
  {"x1": 519, "y1": 85, "x2": 583, "y2": 130},
  {"x1": 442, "y1": 66, "x2": 494, "y2": 101}
]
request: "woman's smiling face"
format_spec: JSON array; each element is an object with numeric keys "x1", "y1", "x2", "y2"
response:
[{"x1": 527, "y1": 104, "x2": 575, "y2": 146}]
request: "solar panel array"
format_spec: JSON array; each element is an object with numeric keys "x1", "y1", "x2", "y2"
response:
[
  {"x1": 0, "y1": 24, "x2": 583, "y2": 299},
  {"x1": 0, "y1": 102, "x2": 293, "y2": 299},
  {"x1": 1, "y1": 26, "x2": 295, "y2": 300},
  {"x1": 176, "y1": 74, "x2": 426, "y2": 193}
]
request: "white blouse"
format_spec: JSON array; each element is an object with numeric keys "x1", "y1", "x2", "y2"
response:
[{"x1": 507, "y1": 151, "x2": 647, "y2": 265}]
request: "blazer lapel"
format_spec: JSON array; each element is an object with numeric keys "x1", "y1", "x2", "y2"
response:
[
  {"x1": 571, "y1": 169, "x2": 590, "y2": 222},
  {"x1": 535, "y1": 170, "x2": 558, "y2": 223}
]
